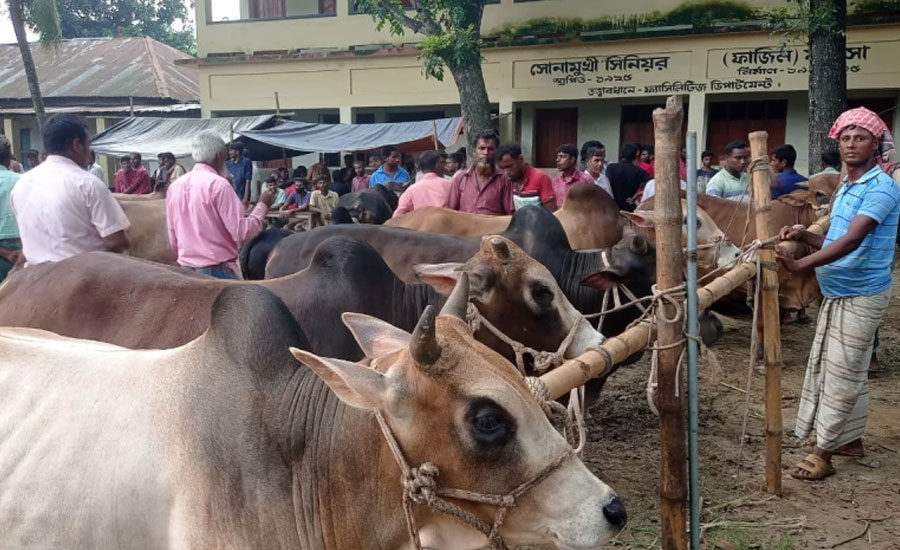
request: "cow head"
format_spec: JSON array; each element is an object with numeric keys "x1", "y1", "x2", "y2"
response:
[
  {"x1": 624, "y1": 200, "x2": 742, "y2": 270},
  {"x1": 413, "y1": 235, "x2": 605, "y2": 365},
  {"x1": 290, "y1": 276, "x2": 625, "y2": 549}
]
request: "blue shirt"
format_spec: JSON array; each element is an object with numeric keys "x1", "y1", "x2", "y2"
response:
[
  {"x1": 369, "y1": 165, "x2": 410, "y2": 187},
  {"x1": 816, "y1": 165, "x2": 900, "y2": 298},
  {"x1": 0, "y1": 165, "x2": 20, "y2": 239},
  {"x1": 286, "y1": 190, "x2": 310, "y2": 209},
  {"x1": 226, "y1": 156, "x2": 253, "y2": 199},
  {"x1": 771, "y1": 168, "x2": 809, "y2": 199}
]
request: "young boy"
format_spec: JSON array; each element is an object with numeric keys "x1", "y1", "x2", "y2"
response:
[
  {"x1": 309, "y1": 175, "x2": 340, "y2": 228},
  {"x1": 263, "y1": 176, "x2": 287, "y2": 210}
]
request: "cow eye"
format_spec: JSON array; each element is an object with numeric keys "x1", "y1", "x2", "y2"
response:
[
  {"x1": 467, "y1": 398, "x2": 515, "y2": 447},
  {"x1": 530, "y1": 283, "x2": 553, "y2": 303}
]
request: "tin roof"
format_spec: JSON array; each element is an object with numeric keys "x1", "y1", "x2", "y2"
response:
[{"x1": 0, "y1": 37, "x2": 198, "y2": 104}]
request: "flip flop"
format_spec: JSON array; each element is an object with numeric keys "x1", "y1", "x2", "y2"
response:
[
  {"x1": 801, "y1": 440, "x2": 865, "y2": 457},
  {"x1": 790, "y1": 453, "x2": 835, "y2": 481}
]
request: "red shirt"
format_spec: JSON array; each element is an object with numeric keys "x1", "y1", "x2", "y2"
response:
[
  {"x1": 638, "y1": 162, "x2": 654, "y2": 178},
  {"x1": 114, "y1": 166, "x2": 152, "y2": 194},
  {"x1": 515, "y1": 165, "x2": 555, "y2": 205},
  {"x1": 352, "y1": 174, "x2": 370, "y2": 192},
  {"x1": 446, "y1": 166, "x2": 513, "y2": 216}
]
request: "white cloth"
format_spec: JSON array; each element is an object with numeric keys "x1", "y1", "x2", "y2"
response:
[
  {"x1": 593, "y1": 173, "x2": 613, "y2": 198},
  {"x1": 10, "y1": 155, "x2": 130, "y2": 265},
  {"x1": 88, "y1": 162, "x2": 106, "y2": 184},
  {"x1": 641, "y1": 178, "x2": 687, "y2": 202}
]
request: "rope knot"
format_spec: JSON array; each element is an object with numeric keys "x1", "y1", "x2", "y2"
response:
[
  {"x1": 465, "y1": 302, "x2": 482, "y2": 333},
  {"x1": 403, "y1": 462, "x2": 439, "y2": 504}
]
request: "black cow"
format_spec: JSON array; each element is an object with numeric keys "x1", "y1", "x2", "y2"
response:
[
  {"x1": 239, "y1": 227, "x2": 294, "y2": 280},
  {"x1": 334, "y1": 185, "x2": 397, "y2": 224}
]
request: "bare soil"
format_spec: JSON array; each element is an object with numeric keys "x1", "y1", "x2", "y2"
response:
[{"x1": 577, "y1": 276, "x2": 900, "y2": 550}]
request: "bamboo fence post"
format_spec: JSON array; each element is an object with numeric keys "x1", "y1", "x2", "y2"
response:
[
  {"x1": 747, "y1": 131, "x2": 783, "y2": 496},
  {"x1": 653, "y1": 96, "x2": 687, "y2": 550}
]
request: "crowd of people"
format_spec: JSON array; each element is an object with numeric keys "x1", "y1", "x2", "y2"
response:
[{"x1": 0, "y1": 104, "x2": 898, "y2": 488}]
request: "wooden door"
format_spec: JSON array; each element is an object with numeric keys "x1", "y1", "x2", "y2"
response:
[
  {"x1": 707, "y1": 100, "x2": 787, "y2": 157},
  {"x1": 534, "y1": 108, "x2": 578, "y2": 168}
]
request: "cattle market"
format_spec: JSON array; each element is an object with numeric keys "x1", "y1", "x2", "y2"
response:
[{"x1": 2, "y1": 4, "x2": 900, "y2": 547}]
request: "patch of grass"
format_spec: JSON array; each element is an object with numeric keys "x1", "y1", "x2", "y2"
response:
[{"x1": 707, "y1": 527, "x2": 797, "y2": 550}]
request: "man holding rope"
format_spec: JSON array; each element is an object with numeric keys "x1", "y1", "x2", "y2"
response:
[{"x1": 776, "y1": 107, "x2": 899, "y2": 481}]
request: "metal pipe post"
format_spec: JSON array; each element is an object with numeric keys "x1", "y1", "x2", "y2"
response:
[{"x1": 685, "y1": 132, "x2": 701, "y2": 550}]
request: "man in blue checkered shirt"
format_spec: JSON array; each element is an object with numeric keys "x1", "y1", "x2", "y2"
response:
[{"x1": 776, "y1": 107, "x2": 899, "y2": 481}]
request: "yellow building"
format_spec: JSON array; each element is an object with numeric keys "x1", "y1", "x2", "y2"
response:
[{"x1": 193, "y1": 0, "x2": 900, "y2": 174}]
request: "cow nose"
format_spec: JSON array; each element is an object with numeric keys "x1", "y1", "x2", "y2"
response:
[
  {"x1": 603, "y1": 496, "x2": 627, "y2": 529},
  {"x1": 723, "y1": 235, "x2": 732, "y2": 244}
]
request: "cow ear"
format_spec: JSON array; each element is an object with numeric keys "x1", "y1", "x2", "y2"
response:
[
  {"x1": 342, "y1": 312, "x2": 411, "y2": 358},
  {"x1": 414, "y1": 263, "x2": 465, "y2": 295},
  {"x1": 620, "y1": 211, "x2": 655, "y2": 228},
  {"x1": 582, "y1": 268, "x2": 625, "y2": 291},
  {"x1": 290, "y1": 347, "x2": 388, "y2": 410}
]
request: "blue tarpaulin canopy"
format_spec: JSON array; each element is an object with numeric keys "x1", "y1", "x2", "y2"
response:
[{"x1": 237, "y1": 117, "x2": 463, "y2": 153}]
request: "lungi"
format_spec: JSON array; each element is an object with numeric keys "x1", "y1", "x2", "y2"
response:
[{"x1": 794, "y1": 288, "x2": 891, "y2": 451}]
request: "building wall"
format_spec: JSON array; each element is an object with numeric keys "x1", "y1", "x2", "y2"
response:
[
  {"x1": 197, "y1": 24, "x2": 900, "y2": 173},
  {"x1": 198, "y1": 0, "x2": 787, "y2": 56}
]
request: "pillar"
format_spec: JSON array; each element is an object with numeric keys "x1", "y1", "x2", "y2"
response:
[
  {"x1": 94, "y1": 117, "x2": 116, "y2": 189},
  {"x1": 686, "y1": 92, "x2": 707, "y2": 159},
  {"x1": 3, "y1": 117, "x2": 22, "y2": 161},
  {"x1": 519, "y1": 103, "x2": 536, "y2": 164},
  {"x1": 498, "y1": 98, "x2": 516, "y2": 143}
]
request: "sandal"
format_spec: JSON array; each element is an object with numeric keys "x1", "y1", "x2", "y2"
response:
[
  {"x1": 790, "y1": 453, "x2": 835, "y2": 481},
  {"x1": 801, "y1": 440, "x2": 865, "y2": 457}
]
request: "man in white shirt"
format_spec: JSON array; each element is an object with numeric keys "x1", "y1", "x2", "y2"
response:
[
  {"x1": 87, "y1": 150, "x2": 106, "y2": 185},
  {"x1": 10, "y1": 114, "x2": 130, "y2": 265},
  {"x1": 585, "y1": 146, "x2": 614, "y2": 198}
]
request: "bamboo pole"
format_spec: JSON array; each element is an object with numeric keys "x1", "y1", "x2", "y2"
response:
[
  {"x1": 747, "y1": 131, "x2": 783, "y2": 496},
  {"x1": 653, "y1": 96, "x2": 687, "y2": 550}
]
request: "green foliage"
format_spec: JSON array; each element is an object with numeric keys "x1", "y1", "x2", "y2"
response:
[
  {"x1": 22, "y1": 0, "x2": 62, "y2": 47},
  {"x1": 354, "y1": 0, "x2": 485, "y2": 80},
  {"x1": 25, "y1": 0, "x2": 196, "y2": 55}
]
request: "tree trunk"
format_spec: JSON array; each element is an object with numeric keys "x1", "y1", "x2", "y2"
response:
[
  {"x1": 447, "y1": 59, "x2": 493, "y2": 155},
  {"x1": 808, "y1": 0, "x2": 847, "y2": 169},
  {"x1": 9, "y1": 0, "x2": 47, "y2": 134}
]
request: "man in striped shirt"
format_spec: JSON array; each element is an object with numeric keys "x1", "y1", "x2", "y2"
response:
[{"x1": 776, "y1": 107, "x2": 899, "y2": 481}]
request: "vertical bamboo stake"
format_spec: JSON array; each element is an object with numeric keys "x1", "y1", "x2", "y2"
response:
[
  {"x1": 653, "y1": 96, "x2": 687, "y2": 550},
  {"x1": 748, "y1": 131, "x2": 783, "y2": 496}
]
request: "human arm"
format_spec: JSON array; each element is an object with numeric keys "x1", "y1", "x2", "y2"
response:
[
  {"x1": 595, "y1": 174, "x2": 614, "y2": 200},
  {"x1": 215, "y1": 182, "x2": 273, "y2": 244},
  {"x1": 777, "y1": 225, "x2": 826, "y2": 250},
  {"x1": 537, "y1": 173, "x2": 558, "y2": 212},
  {"x1": 394, "y1": 191, "x2": 413, "y2": 216},
  {"x1": 776, "y1": 214, "x2": 877, "y2": 272},
  {"x1": 85, "y1": 178, "x2": 131, "y2": 253},
  {"x1": 0, "y1": 244, "x2": 20, "y2": 264},
  {"x1": 124, "y1": 170, "x2": 150, "y2": 194},
  {"x1": 101, "y1": 230, "x2": 130, "y2": 253}
]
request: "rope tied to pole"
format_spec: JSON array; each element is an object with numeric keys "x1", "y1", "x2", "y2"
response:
[{"x1": 466, "y1": 301, "x2": 580, "y2": 375}]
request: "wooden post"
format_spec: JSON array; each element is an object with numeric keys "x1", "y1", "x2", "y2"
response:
[
  {"x1": 653, "y1": 96, "x2": 687, "y2": 550},
  {"x1": 748, "y1": 131, "x2": 783, "y2": 496}
]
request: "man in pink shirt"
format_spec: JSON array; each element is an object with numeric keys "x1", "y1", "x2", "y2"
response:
[
  {"x1": 446, "y1": 131, "x2": 513, "y2": 216},
  {"x1": 166, "y1": 131, "x2": 274, "y2": 279},
  {"x1": 393, "y1": 150, "x2": 452, "y2": 217},
  {"x1": 552, "y1": 143, "x2": 595, "y2": 207},
  {"x1": 351, "y1": 160, "x2": 370, "y2": 192}
]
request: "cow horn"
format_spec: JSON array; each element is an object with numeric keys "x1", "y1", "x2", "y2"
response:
[
  {"x1": 410, "y1": 305, "x2": 441, "y2": 366},
  {"x1": 489, "y1": 237, "x2": 511, "y2": 264},
  {"x1": 440, "y1": 272, "x2": 469, "y2": 320}
]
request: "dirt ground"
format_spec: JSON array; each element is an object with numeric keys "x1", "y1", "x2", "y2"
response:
[{"x1": 577, "y1": 275, "x2": 900, "y2": 550}]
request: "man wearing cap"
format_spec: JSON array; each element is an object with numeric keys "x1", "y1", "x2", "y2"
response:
[{"x1": 776, "y1": 107, "x2": 899, "y2": 481}]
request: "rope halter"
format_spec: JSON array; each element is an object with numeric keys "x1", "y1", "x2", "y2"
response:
[{"x1": 375, "y1": 410, "x2": 576, "y2": 550}]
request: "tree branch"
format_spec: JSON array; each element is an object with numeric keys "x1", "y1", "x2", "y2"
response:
[
  {"x1": 376, "y1": 0, "x2": 429, "y2": 35},
  {"x1": 409, "y1": 0, "x2": 442, "y2": 36}
]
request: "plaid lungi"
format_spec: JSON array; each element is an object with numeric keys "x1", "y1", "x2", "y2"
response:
[{"x1": 794, "y1": 288, "x2": 891, "y2": 451}]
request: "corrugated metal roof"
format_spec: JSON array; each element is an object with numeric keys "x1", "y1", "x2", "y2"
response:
[
  {"x1": 0, "y1": 103, "x2": 200, "y2": 115},
  {"x1": 0, "y1": 37, "x2": 198, "y2": 103}
]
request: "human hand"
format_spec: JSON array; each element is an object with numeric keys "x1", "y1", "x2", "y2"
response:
[
  {"x1": 775, "y1": 246, "x2": 800, "y2": 272},
  {"x1": 259, "y1": 190, "x2": 275, "y2": 208},
  {"x1": 777, "y1": 224, "x2": 805, "y2": 243}
]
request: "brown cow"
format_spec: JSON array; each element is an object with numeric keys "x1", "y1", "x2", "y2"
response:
[
  {"x1": 0, "y1": 283, "x2": 625, "y2": 549},
  {"x1": 638, "y1": 192, "x2": 820, "y2": 311},
  {"x1": 806, "y1": 172, "x2": 841, "y2": 205},
  {"x1": 116, "y1": 198, "x2": 176, "y2": 264},
  {"x1": 386, "y1": 182, "x2": 624, "y2": 249},
  {"x1": 0, "y1": 236, "x2": 604, "y2": 367}
]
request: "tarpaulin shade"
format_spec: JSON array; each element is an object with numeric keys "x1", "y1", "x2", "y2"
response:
[
  {"x1": 90, "y1": 115, "x2": 305, "y2": 161},
  {"x1": 237, "y1": 117, "x2": 463, "y2": 153}
]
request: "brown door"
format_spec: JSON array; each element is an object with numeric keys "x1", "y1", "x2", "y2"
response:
[
  {"x1": 707, "y1": 100, "x2": 787, "y2": 157},
  {"x1": 620, "y1": 104, "x2": 689, "y2": 153},
  {"x1": 534, "y1": 108, "x2": 578, "y2": 168}
]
